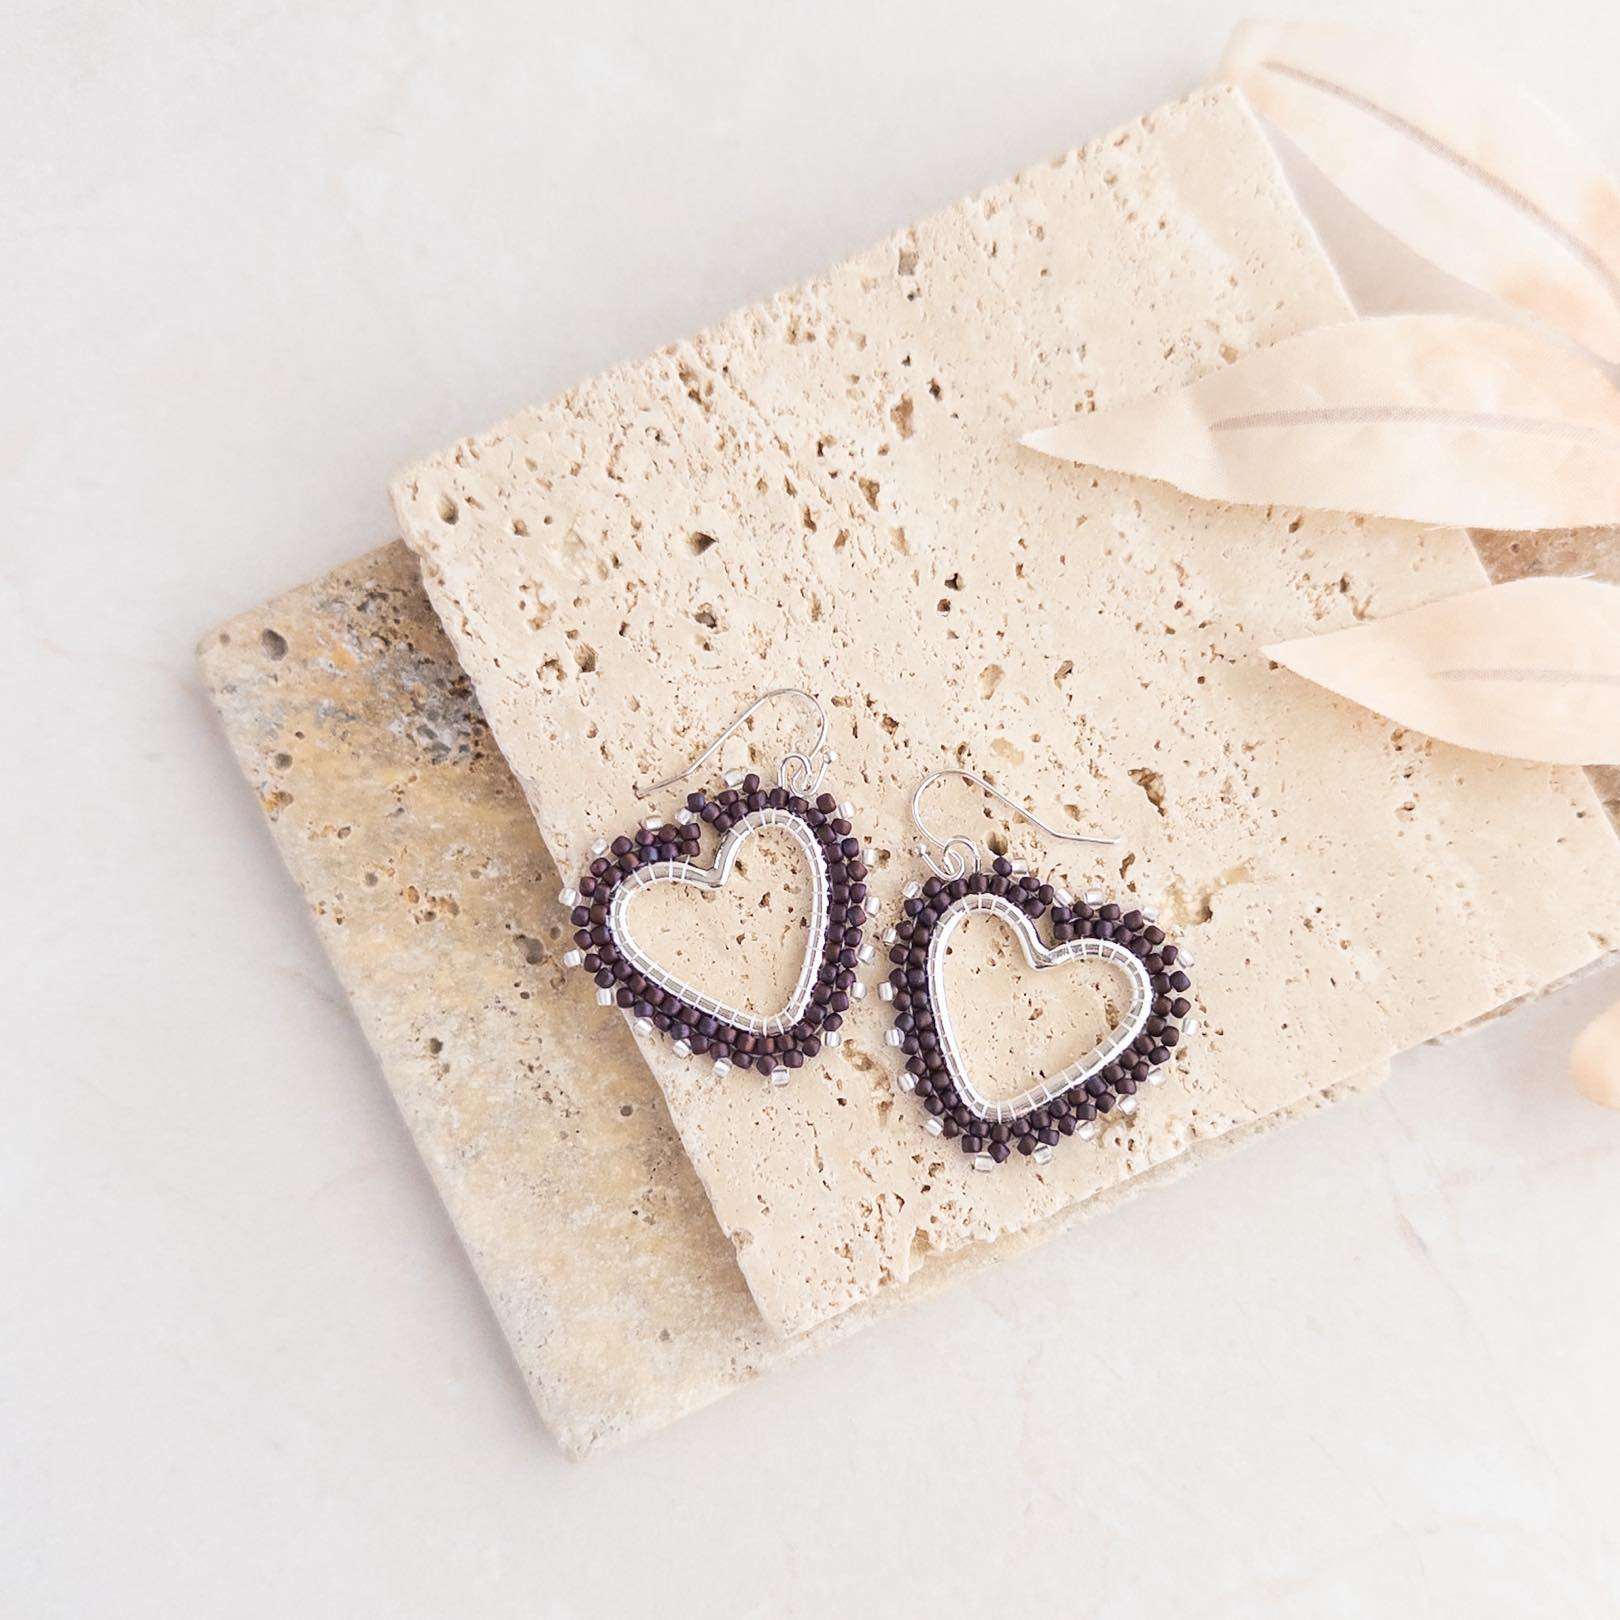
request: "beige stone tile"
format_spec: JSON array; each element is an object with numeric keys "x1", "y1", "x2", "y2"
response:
[
  {"x1": 390, "y1": 85, "x2": 1620, "y2": 1339},
  {"x1": 200, "y1": 542, "x2": 1386, "y2": 1454}
]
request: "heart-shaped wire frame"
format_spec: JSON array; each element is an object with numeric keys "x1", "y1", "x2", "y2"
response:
[
  {"x1": 928, "y1": 892, "x2": 1152, "y2": 1124},
  {"x1": 607, "y1": 806, "x2": 829, "y2": 1037}
]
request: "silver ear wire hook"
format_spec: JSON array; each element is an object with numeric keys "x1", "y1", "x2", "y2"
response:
[
  {"x1": 634, "y1": 688, "x2": 832, "y2": 800},
  {"x1": 910, "y1": 768, "x2": 1120, "y2": 880}
]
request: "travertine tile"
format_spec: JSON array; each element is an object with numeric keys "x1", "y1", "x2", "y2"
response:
[
  {"x1": 390, "y1": 86, "x2": 1620, "y2": 1338},
  {"x1": 200, "y1": 543, "x2": 1386, "y2": 1454}
]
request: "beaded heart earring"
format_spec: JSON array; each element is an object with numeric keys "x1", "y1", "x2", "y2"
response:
[
  {"x1": 882, "y1": 769, "x2": 1196, "y2": 1170},
  {"x1": 560, "y1": 689, "x2": 876, "y2": 1084}
]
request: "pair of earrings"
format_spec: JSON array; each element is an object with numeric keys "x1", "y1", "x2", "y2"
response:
[{"x1": 560, "y1": 690, "x2": 1195, "y2": 1172}]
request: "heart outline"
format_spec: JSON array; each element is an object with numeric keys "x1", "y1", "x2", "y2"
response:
[
  {"x1": 927, "y1": 892, "x2": 1153, "y2": 1124},
  {"x1": 608, "y1": 806, "x2": 829, "y2": 1037}
]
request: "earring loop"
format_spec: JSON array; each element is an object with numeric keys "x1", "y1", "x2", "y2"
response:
[
  {"x1": 886, "y1": 767, "x2": 1193, "y2": 1169},
  {"x1": 634, "y1": 688, "x2": 830, "y2": 800},
  {"x1": 566, "y1": 687, "x2": 874, "y2": 1086},
  {"x1": 910, "y1": 768, "x2": 1119, "y2": 880}
]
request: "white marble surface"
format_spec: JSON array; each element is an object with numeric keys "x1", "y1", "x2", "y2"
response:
[{"x1": 6, "y1": 4, "x2": 1620, "y2": 1615}]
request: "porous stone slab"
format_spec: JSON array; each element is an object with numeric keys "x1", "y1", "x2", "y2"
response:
[
  {"x1": 391, "y1": 85, "x2": 1620, "y2": 1339},
  {"x1": 395, "y1": 87, "x2": 1620, "y2": 1338},
  {"x1": 200, "y1": 543, "x2": 1386, "y2": 1454}
]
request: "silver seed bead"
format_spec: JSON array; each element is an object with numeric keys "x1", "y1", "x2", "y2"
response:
[
  {"x1": 724, "y1": 768, "x2": 746, "y2": 787},
  {"x1": 850, "y1": 981, "x2": 867, "y2": 1000},
  {"x1": 1119, "y1": 1094, "x2": 1138, "y2": 1116},
  {"x1": 1084, "y1": 887, "x2": 1104, "y2": 905},
  {"x1": 633, "y1": 1016, "x2": 653, "y2": 1036},
  {"x1": 973, "y1": 1154, "x2": 995, "y2": 1174},
  {"x1": 595, "y1": 988, "x2": 614, "y2": 1006},
  {"x1": 1182, "y1": 1018, "x2": 1199, "y2": 1038},
  {"x1": 672, "y1": 1039, "x2": 692, "y2": 1058},
  {"x1": 863, "y1": 895, "x2": 881, "y2": 917},
  {"x1": 923, "y1": 1116, "x2": 943, "y2": 1136},
  {"x1": 1053, "y1": 888, "x2": 1073, "y2": 907},
  {"x1": 1078, "y1": 1121, "x2": 1097, "y2": 1141},
  {"x1": 590, "y1": 838, "x2": 608, "y2": 856},
  {"x1": 878, "y1": 983, "x2": 895, "y2": 1002},
  {"x1": 562, "y1": 949, "x2": 584, "y2": 968},
  {"x1": 883, "y1": 927, "x2": 898, "y2": 945},
  {"x1": 676, "y1": 807, "x2": 696, "y2": 825},
  {"x1": 1033, "y1": 1145, "x2": 1054, "y2": 1166},
  {"x1": 903, "y1": 881, "x2": 922, "y2": 900},
  {"x1": 1148, "y1": 1070, "x2": 1166, "y2": 1086},
  {"x1": 824, "y1": 1031, "x2": 842, "y2": 1049},
  {"x1": 769, "y1": 1066, "x2": 791, "y2": 1087},
  {"x1": 897, "y1": 1073, "x2": 916, "y2": 1092},
  {"x1": 712, "y1": 1058, "x2": 732, "y2": 1077},
  {"x1": 885, "y1": 1029, "x2": 904, "y2": 1048},
  {"x1": 858, "y1": 944, "x2": 875, "y2": 964},
  {"x1": 558, "y1": 887, "x2": 579, "y2": 908}
]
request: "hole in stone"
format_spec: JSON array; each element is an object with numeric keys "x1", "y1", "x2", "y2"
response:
[
  {"x1": 689, "y1": 531, "x2": 719, "y2": 555},
  {"x1": 260, "y1": 629, "x2": 288, "y2": 660},
  {"x1": 1129, "y1": 768, "x2": 1166, "y2": 815},
  {"x1": 437, "y1": 491, "x2": 459, "y2": 524}
]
